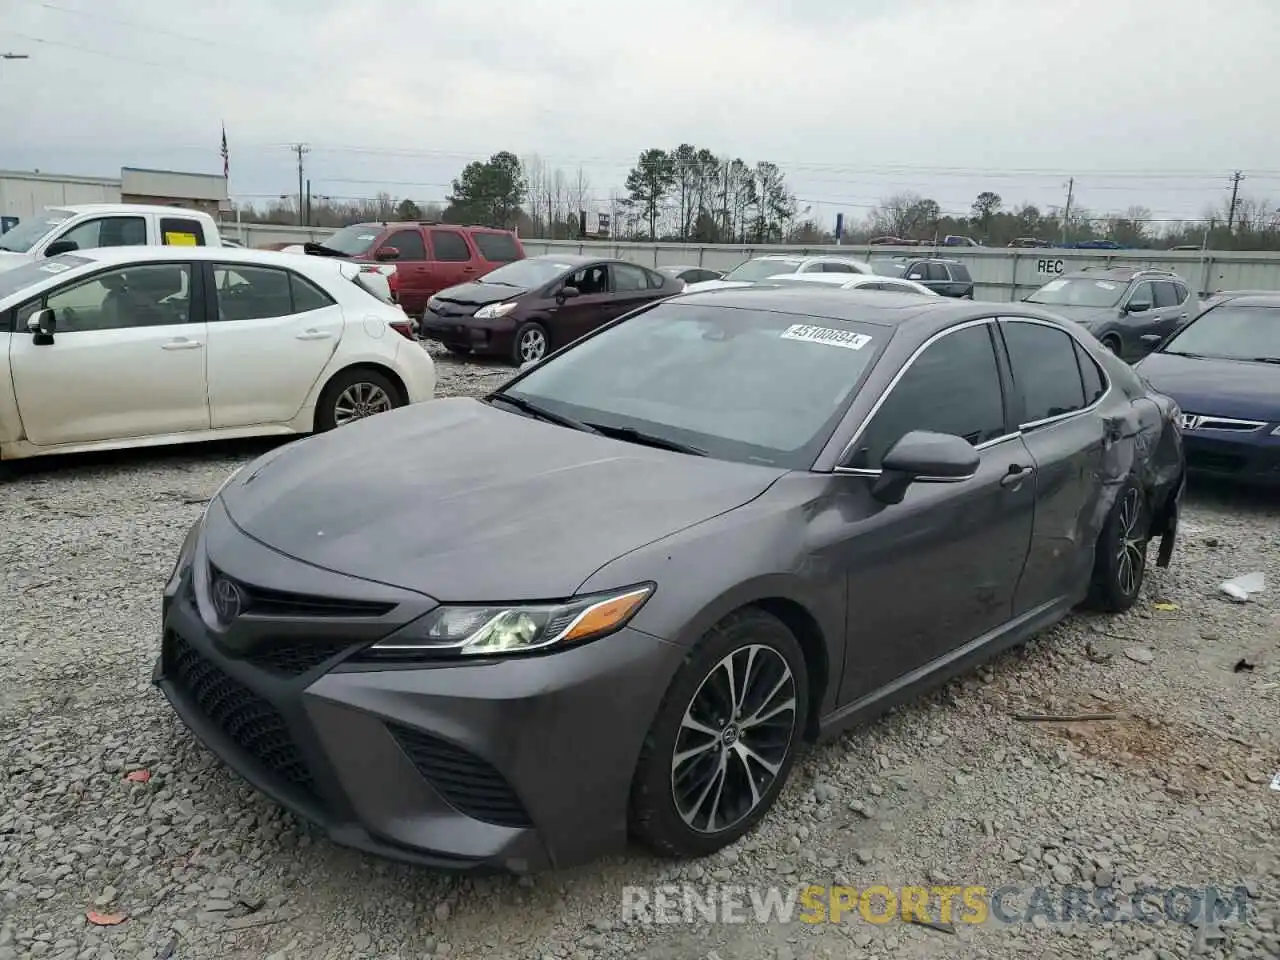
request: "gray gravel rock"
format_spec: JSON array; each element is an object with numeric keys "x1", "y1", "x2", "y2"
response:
[{"x1": 1, "y1": 360, "x2": 1277, "y2": 959}]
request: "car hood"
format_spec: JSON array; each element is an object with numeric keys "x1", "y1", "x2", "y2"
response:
[
  {"x1": 1024, "y1": 303, "x2": 1115, "y2": 326},
  {"x1": 682, "y1": 279, "x2": 758, "y2": 293},
  {"x1": 1134, "y1": 352, "x2": 1280, "y2": 422},
  {"x1": 0, "y1": 251, "x2": 35, "y2": 272},
  {"x1": 431, "y1": 281, "x2": 524, "y2": 308},
  {"x1": 219, "y1": 397, "x2": 784, "y2": 600}
]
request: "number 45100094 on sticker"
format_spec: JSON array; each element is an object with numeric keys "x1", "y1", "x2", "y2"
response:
[{"x1": 780, "y1": 324, "x2": 872, "y2": 351}]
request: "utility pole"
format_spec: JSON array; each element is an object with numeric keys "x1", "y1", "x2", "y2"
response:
[
  {"x1": 1226, "y1": 170, "x2": 1244, "y2": 232},
  {"x1": 290, "y1": 143, "x2": 310, "y2": 226},
  {"x1": 1060, "y1": 177, "x2": 1074, "y2": 245},
  {"x1": 1, "y1": 53, "x2": 31, "y2": 60}
]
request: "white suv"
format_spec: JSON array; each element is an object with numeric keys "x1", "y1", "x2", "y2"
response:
[{"x1": 683, "y1": 254, "x2": 875, "y2": 292}]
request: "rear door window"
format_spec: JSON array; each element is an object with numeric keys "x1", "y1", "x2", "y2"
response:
[
  {"x1": 1073, "y1": 338, "x2": 1107, "y2": 404},
  {"x1": 1000, "y1": 320, "x2": 1087, "y2": 424},
  {"x1": 1152, "y1": 281, "x2": 1178, "y2": 308},
  {"x1": 948, "y1": 263, "x2": 972, "y2": 282},
  {"x1": 430, "y1": 230, "x2": 472, "y2": 262},
  {"x1": 612, "y1": 263, "x2": 650, "y2": 292},
  {"x1": 56, "y1": 216, "x2": 147, "y2": 251},
  {"x1": 820, "y1": 262, "x2": 857, "y2": 273},
  {"x1": 471, "y1": 231, "x2": 521, "y2": 262},
  {"x1": 160, "y1": 217, "x2": 206, "y2": 247},
  {"x1": 382, "y1": 229, "x2": 426, "y2": 261},
  {"x1": 924, "y1": 263, "x2": 950, "y2": 282}
]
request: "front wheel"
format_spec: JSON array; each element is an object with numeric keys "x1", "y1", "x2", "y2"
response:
[
  {"x1": 1085, "y1": 477, "x2": 1150, "y2": 612},
  {"x1": 629, "y1": 608, "x2": 808, "y2": 859},
  {"x1": 314, "y1": 368, "x2": 403, "y2": 432},
  {"x1": 512, "y1": 322, "x2": 549, "y2": 366},
  {"x1": 1101, "y1": 334, "x2": 1123, "y2": 356}
]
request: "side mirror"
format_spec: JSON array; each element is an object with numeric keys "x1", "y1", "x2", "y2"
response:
[
  {"x1": 1126, "y1": 299, "x2": 1151, "y2": 314},
  {"x1": 374, "y1": 246, "x2": 400, "y2": 262},
  {"x1": 28, "y1": 307, "x2": 56, "y2": 345},
  {"x1": 557, "y1": 285, "x2": 581, "y2": 301},
  {"x1": 44, "y1": 240, "x2": 78, "y2": 257},
  {"x1": 866, "y1": 430, "x2": 979, "y2": 505}
]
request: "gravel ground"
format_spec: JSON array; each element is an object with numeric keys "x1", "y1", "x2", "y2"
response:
[{"x1": 1, "y1": 347, "x2": 1277, "y2": 960}]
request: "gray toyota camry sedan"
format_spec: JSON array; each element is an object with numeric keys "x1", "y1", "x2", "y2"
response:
[{"x1": 155, "y1": 285, "x2": 1185, "y2": 873}]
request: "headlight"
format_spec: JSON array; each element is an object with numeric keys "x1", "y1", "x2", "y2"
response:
[
  {"x1": 360, "y1": 584, "x2": 654, "y2": 660},
  {"x1": 474, "y1": 302, "x2": 517, "y2": 320},
  {"x1": 165, "y1": 520, "x2": 201, "y2": 592}
]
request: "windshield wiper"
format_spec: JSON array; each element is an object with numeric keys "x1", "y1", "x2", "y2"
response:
[
  {"x1": 483, "y1": 280, "x2": 520, "y2": 287},
  {"x1": 486, "y1": 394, "x2": 598, "y2": 432},
  {"x1": 1161, "y1": 350, "x2": 1209, "y2": 358},
  {"x1": 1249, "y1": 356, "x2": 1280, "y2": 364},
  {"x1": 583, "y1": 422, "x2": 707, "y2": 456}
]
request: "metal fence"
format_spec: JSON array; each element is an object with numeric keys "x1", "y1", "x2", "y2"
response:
[{"x1": 215, "y1": 221, "x2": 1280, "y2": 301}]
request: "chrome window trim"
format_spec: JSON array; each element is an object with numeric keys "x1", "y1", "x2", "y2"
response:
[{"x1": 833, "y1": 314, "x2": 1115, "y2": 473}]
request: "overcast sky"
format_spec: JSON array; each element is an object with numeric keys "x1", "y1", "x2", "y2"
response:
[{"x1": 3, "y1": 0, "x2": 1279, "y2": 227}]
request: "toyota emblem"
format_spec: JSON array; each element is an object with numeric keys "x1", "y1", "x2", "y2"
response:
[{"x1": 211, "y1": 576, "x2": 244, "y2": 623}]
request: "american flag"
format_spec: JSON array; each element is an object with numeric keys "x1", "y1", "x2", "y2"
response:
[{"x1": 220, "y1": 123, "x2": 229, "y2": 179}]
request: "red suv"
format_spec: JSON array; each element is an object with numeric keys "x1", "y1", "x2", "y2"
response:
[{"x1": 307, "y1": 222, "x2": 525, "y2": 316}]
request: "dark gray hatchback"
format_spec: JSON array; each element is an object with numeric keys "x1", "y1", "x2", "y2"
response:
[{"x1": 154, "y1": 286, "x2": 1185, "y2": 873}]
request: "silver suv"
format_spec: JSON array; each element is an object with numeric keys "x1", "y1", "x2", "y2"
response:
[{"x1": 1023, "y1": 266, "x2": 1198, "y2": 361}]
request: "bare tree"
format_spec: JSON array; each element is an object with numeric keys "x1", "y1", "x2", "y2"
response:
[
  {"x1": 568, "y1": 166, "x2": 592, "y2": 234},
  {"x1": 522, "y1": 154, "x2": 548, "y2": 236}
]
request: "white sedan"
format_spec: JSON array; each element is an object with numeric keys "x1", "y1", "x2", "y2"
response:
[
  {"x1": 0, "y1": 246, "x2": 435, "y2": 468},
  {"x1": 757, "y1": 273, "x2": 939, "y2": 295},
  {"x1": 682, "y1": 254, "x2": 876, "y2": 292}
]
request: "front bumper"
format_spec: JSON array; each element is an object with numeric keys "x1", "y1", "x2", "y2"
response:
[
  {"x1": 420, "y1": 308, "x2": 516, "y2": 356},
  {"x1": 153, "y1": 506, "x2": 685, "y2": 872},
  {"x1": 1182, "y1": 430, "x2": 1280, "y2": 487}
]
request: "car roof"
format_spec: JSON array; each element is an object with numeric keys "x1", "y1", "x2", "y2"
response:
[
  {"x1": 1064, "y1": 266, "x2": 1180, "y2": 282},
  {"x1": 64, "y1": 245, "x2": 353, "y2": 273},
  {"x1": 671, "y1": 284, "x2": 1045, "y2": 338},
  {"x1": 49, "y1": 203, "x2": 214, "y2": 217},
  {"x1": 526, "y1": 253, "x2": 613, "y2": 267},
  {"x1": 1207, "y1": 293, "x2": 1280, "y2": 307}
]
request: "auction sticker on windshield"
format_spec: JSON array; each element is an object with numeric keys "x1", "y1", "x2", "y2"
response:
[{"x1": 781, "y1": 324, "x2": 871, "y2": 351}]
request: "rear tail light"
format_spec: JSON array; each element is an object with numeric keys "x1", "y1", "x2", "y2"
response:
[{"x1": 389, "y1": 320, "x2": 416, "y2": 341}]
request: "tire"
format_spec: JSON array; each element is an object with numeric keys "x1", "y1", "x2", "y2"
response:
[
  {"x1": 444, "y1": 345, "x2": 471, "y2": 356},
  {"x1": 512, "y1": 322, "x2": 549, "y2": 366},
  {"x1": 1101, "y1": 334, "x2": 1122, "y2": 356},
  {"x1": 1085, "y1": 476, "x2": 1150, "y2": 613},
  {"x1": 629, "y1": 607, "x2": 809, "y2": 859},
  {"x1": 314, "y1": 367, "x2": 403, "y2": 433}
]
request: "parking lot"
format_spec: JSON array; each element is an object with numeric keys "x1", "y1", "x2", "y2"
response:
[{"x1": 1, "y1": 344, "x2": 1277, "y2": 960}]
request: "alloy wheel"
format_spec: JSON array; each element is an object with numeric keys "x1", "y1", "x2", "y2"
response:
[
  {"x1": 333, "y1": 382, "x2": 393, "y2": 425},
  {"x1": 518, "y1": 328, "x2": 547, "y2": 363},
  {"x1": 1115, "y1": 487, "x2": 1145, "y2": 596},
  {"x1": 671, "y1": 644, "x2": 798, "y2": 834}
]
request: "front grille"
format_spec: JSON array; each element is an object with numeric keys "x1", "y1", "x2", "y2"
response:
[
  {"x1": 387, "y1": 723, "x2": 532, "y2": 828},
  {"x1": 244, "y1": 638, "x2": 362, "y2": 677},
  {"x1": 209, "y1": 564, "x2": 395, "y2": 619},
  {"x1": 167, "y1": 633, "x2": 317, "y2": 799}
]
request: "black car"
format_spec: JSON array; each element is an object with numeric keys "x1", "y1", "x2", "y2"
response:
[
  {"x1": 154, "y1": 287, "x2": 1185, "y2": 873},
  {"x1": 420, "y1": 255, "x2": 683, "y2": 365},
  {"x1": 1134, "y1": 293, "x2": 1280, "y2": 487},
  {"x1": 1023, "y1": 267, "x2": 1199, "y2": 361},
  {"x1": 876, "y1": 258, "x2": 974, "y2": 298}
]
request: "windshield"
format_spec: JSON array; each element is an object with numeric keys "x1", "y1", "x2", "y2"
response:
[
  {"x1": 1161, "y1": 304, "x2": 1280, "y2": 361},
  {"x1": 478, "y1": 258, "x2": 574, "y2": 288},
  {"x1": 499, "y1": 301, "x2": 888, "y2": 468},
  {"x1": 1026, "y1": 276, "x2": 1125, "y2": 308},
  {"x1": 0, "y1": 254, "x2": 93, "y2": 302},
  {"x1": 317, "y1": 224, "x2": 382, "y2": 256},
  {"x1": 0, "y1": 210, "x2": 73, "y2": 253},
  {"x1": 722, "y1": 258, "x2": 804, "y2": 282}
]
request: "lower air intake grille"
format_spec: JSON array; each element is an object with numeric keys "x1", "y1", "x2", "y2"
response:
[
  {"x1": 167, "y1": 633, "x2": 317, "y2": 799},
  {"x1": 244, "y1": 638, "x2": 361, "y2": 677},
  {"x1": 387, "y1": 723, "x2": 532, "y2": 828}
]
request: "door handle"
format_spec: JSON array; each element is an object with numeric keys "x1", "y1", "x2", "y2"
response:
[
  {"x1": 295, "y1": 330, "x2": 333, "y2": 341},
  {"x1": 1000, "y1": 464, "x2": 1034, "y2": 487},
  {"x1": 161, "y1": 338, "x2": 202, "y2": 350}
]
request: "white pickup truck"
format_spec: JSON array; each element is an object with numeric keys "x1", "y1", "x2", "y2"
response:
[{"x1": 0, "y1": 204, "x2": 224, "y2": 272}]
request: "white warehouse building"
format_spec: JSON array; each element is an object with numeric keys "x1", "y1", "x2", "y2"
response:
[{"x1": 0, "y1": 167, "x2": 229, "y2": 228}]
